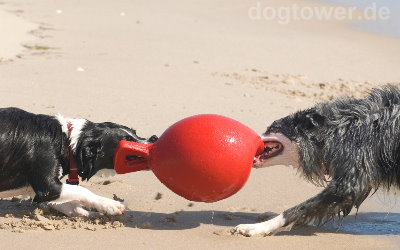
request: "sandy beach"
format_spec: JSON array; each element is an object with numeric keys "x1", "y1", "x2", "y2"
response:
[{"x1": 0, "y1": 0, "x2": 399, "y2": 249}]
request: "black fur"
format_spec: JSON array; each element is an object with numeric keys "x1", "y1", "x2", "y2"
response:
[
  {"x1": 265, "y1": 85, "x2": 400, "y2": 227},
  {"x1": 0, "y1": 108, "x2": 157, "y2": 203},
  {"x1": 75, "y1": 121, "x2": 157, "y2": 181}
]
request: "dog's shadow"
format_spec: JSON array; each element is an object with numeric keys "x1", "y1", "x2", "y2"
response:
[
  {"x1": 1, "y1": 199, "x2": 399, "y2": 236},
  {"x1": 124, "y1": 210, "x2": 257, "y2": 231},
  {"x1": 125, "y1": 210, "x2": 400, "y2": 236}
]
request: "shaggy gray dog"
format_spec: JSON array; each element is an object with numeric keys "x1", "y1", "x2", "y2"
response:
[{"x1": 233, "y1": 85, "x2": 400, "y2": 236}]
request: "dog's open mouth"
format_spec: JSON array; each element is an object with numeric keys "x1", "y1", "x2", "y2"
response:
[
  {"x1": 261, "y1": 141, "x2": 284, "y2": 159},
  {"x1": 253, "y1": 140, "x2": 284, "y2": 166}
]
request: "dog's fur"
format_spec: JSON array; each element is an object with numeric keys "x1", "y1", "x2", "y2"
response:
[
  {"x1": 0, "y1": 108, "x2": 157, "y2": 217},
  {"x1": 233, "y1": 85, "x2": 400, "y2": 236}
]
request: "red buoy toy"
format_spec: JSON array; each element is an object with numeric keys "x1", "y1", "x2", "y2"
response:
[{"x1": 114, "y1": 114, "x2": 264, "y2": 202}]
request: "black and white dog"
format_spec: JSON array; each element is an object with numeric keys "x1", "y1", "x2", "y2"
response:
[
  {"x1": 0, "y1": 108, "x2": 157, "y2": 217},
  {"x1": 233, "y1": 85, "x2": 400, "y2": 236}
]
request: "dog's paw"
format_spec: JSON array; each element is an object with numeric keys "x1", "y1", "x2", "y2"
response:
[
  {"x1": 49, "y1": 201, "x2": 100, "y2": 217},
  {"x1": 231, "y1": 214, "x2": 285, "y2": 237},
  {"x1": 231, "y1": 223, "x2": 271, "y2": 237},
  {"x1": 92, "y1": 197, "x2": 125, "y2": 215}
]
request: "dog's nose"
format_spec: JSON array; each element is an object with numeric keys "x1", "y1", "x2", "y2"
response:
[{"x1": 148, "y1": 135, "x2": 158, "y2": 143}]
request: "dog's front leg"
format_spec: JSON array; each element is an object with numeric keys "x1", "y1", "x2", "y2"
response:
[
  {"x1": 232, "y1": 180, "x2": 369, "y2": 236},
  {"x1": 49, "y1": 201, "x2": 100, "y2": 217},
  {"x1": 48, "y1": 184, "x2": 125, "y2": 216},
  {"x1": 231, "y1": 214, "x2": 287, "y2": 236}
]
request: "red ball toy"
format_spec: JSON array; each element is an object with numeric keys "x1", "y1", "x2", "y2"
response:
[{"x1": 114, "y1": 114, "x2": 264, "y2": 202}]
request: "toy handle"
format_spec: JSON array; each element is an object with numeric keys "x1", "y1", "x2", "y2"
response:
[{"x1": 114, "y1": 140, "x2": 152, "y2": 174}]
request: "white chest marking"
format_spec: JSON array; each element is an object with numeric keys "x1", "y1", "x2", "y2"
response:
[{"x1": 55, "y1": 114, "x2": 87, "y2": 152}]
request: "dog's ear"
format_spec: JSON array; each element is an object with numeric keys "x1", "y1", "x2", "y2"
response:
[
  {"x1": 307, "y1": 113, "x2": 325, "y2": 127},
  {"x1": 301, "y1": 113, "x2": 325, "y2": 130},
  {"x1": 77, "y1": 140, "x2": 101, "y2": 181}
]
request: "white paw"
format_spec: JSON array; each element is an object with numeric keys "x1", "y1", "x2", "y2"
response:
[
  {"x1": 49, "y1": 201, "x2": 100, "y2": 217},
  {"x1": 75, "y1": 205, "x2": 101, "y2": 217},
  {"x1": 231, "y1": 214, "x2": 286, "y2": 237},
  {"x1": 231, "y1": 223, "x2": 271, "y2": 237},
  {"x1": 92, "y1": 197, "x2": 125, "y2": 215}
]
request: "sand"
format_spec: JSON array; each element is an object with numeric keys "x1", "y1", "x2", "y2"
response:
[
  {"x1": 0, "y1": 0, "x2": 399, "y2": 249},
  {"x1": 0, "y1": 8, "x2": 37, "y2": 62}
]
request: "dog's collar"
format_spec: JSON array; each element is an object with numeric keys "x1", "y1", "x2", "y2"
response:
[{"x1": 66, "y1": 123, "x2": 79, "y2": 185}]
